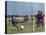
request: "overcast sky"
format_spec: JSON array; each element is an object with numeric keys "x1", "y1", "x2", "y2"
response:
[{"x1": 7, "y1": 1, "x2": 45, "y2": 16}]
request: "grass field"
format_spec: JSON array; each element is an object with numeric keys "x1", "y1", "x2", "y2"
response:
[{"x1": 7, "y1": 17, "x2": 45, "y2": 34}]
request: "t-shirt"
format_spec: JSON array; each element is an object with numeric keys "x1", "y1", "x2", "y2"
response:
[
  {"x1": 12, "y1": 17, "x2": 16, "y2": 21},
  {"x1": 40, "y1": 15, "x2": 44, "y2": 22},
  {"x1": 36, "y1": 14, "x2": 41, "y2": 21}
]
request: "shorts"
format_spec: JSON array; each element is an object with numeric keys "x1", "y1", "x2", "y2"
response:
[
  {"x1": 36, "y1": 20, "x2": 40, "y2": 24},
  {"x1": 12, "y1": 21, "x2": 16, "y2": 26}
]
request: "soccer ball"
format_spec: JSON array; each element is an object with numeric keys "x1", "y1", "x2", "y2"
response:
[
  {"x1": 21, "y1": 25, "x2": 24, "y2": 29},
  {"x1": 19, "y1": 25, "x2": 24, "y2": 31}
]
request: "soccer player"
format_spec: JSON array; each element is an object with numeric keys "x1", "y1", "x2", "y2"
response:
[
  {"x1": 36, "y1": 11, "x2": 41, "y2": 28},
  {"x1": 11, "y1": 16, "x2": 19, "y2": 30},
  {"x1": 40, "y1": 11, "x2": 44, "y2": 27}
]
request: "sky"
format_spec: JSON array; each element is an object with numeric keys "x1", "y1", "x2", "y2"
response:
[{"x1": 7, "y1": 1, "x2": 45, "y2": 16}]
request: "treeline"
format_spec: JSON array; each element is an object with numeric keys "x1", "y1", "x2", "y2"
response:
[{"x1": 5, "y1": 15, "x2": 35, "y2": 18}]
